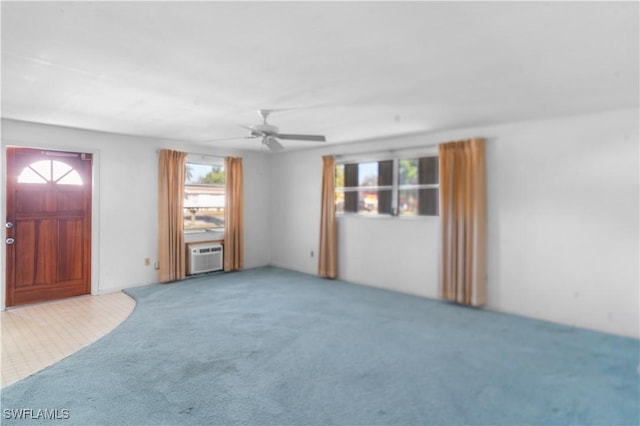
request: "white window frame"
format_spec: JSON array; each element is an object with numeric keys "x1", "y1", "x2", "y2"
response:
[
  {"x1": 184, "y1": 154, "x2": 225, "y2": 233},
  {"x1": 335, "y1": 150, "x2": 439, "y2": 218}
]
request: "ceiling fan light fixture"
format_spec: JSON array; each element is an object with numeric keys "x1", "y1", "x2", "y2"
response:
[
  {"x1": 264, "y1": 136, "x2": 284, "y2": 152},
  {"x1": 253, "y1": 123, "x2": 279, "y2": 134}
]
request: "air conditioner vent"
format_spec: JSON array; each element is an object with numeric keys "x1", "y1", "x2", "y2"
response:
[{"x1": 188, "y1": 243, "x2": 223, "y2": 275}]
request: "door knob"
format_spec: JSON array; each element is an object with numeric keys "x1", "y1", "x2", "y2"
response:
[
  {"x1": 6, "y1": 238, "x2": 15, "y2": 245},
  {"x1": 5, "y1": 222, "x2": 13, "y2": 229}
]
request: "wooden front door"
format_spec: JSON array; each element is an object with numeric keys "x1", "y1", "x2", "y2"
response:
[{"x1": 5, "y1": 147, "x2": 92, "y2": 307}]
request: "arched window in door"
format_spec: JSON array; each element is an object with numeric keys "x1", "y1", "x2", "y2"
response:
[{"x1": 17, "y1": 160, "x2": 83, "y2": 185}]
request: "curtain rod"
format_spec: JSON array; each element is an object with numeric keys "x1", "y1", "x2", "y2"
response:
[
  {"x1": 334, "y1": 136, "x2": 483, "y2": 159},
  {"x1": 155, "y1": 149, "x2": 225, "y2": 160},
  {"x1": 334, "y1": 142, "x2": 439, "y2": 159}
]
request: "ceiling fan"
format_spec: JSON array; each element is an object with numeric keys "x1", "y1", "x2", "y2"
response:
[{"x1": 209, "y1": 109, "x2": 327, "y2": 151}]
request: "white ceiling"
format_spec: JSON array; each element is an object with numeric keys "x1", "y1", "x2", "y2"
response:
[{"x1": 2, "y1": 1, "x2": 638, "y2": 151}]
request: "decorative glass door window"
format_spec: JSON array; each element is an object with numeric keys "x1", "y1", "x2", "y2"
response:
[{"x1": 17, "y1": 160, "x2": 83, "y2": 185}]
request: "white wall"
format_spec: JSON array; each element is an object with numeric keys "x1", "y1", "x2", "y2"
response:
[
  {"x1": 269, "y1": 108, "x2": 639, "y2": 338},
  {"x1": 269, "y1": 143, "x2": 440, "y2": 299},
  {"x1": 337, "y1": 216, "x2": 439, "y2": 298},
  {"x1": 0, "y1": 119, "x2": 271, "y2": 308},
  {"x1": 485, "y1": 109, "x2": 639, "y2": 338}
]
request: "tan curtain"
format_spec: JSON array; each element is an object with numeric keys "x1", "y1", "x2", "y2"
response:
[
  {"x1": 318, "y1": 155, "x2": 338, "y2": 278},
  {"x1": 439, "y1": 138, "x2": 487, "y2": 306},
  {"x1": 224, "y1": 157, "x2": 244, "y2": 272},
  {"x1": 158, "y1": 149, "x2": 187, "y2": 282}
]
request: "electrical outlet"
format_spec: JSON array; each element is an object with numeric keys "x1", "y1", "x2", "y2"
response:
[
  {"x1": 310, "y1": 250, "x2": 314, "y2": 258},
  {"x1": 144, "y1": 257, "x2": 151, "y2": 266}
]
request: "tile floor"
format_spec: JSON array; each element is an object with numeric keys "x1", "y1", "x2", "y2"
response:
[{"x1": 1, "y1": 292, "x2": 135, "y2": 388}]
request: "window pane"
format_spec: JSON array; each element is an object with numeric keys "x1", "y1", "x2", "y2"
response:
[
  {"x1": 31, "y1": 160, "x2": 52, "y2": 181},
  {"x1": 185, "y1": 163, "x2": 225, "y2": 185},
  {"x1": 57, "y1": 170, "x2": 83, "y2": 185},
  {"x1": 344, "y1": 191, "x2": 358, "y2": 212},
  {"x1": 52, "y1": 161, "x2": 82, "y2": 185},
  {"x1": 419, "y1": 157, "x2": 438, "y2": 184},
  {"x1": 398, "y1": 189, "x2": 419, "y2": 216},
  {"x1": 184, "y1": 207, "x2": 225, "y2": 229},
  {"x1": 184, "y1": 185, "x2": 225, "y2": 229},
  {"x1": 184, "y1": 161, "x2": 226, "y2": 230},
  {"x1": 418, "y1": 188, "x2": 439, "y2": 216},
  {"x1": 358, "y1": 162, "x2": 378, "y2": 187},
  {"x1": 335, "y1": 189, "x2": 345, "y2": 213},
  {"x1": 378, "y1": 160, "x2": 393, "y2": 186},
  {"x1": 18, "y1": 167, "x2": 47, "y2": 184},
  {"x1": 344, "y1": 164, "x2": 358, "y2": 188},
  {"x1": 335, "y1": 164, "x2": 344, "y2": 188},
  {"x1": 52, "y1": 161, "x2": 72, "y2": 181},
  {"x1": 399, "y1": 159, "x2": 418, "y2": 185},
  {"x1": 358, "y1": 190, "x2": 378, "y2": 213},
  {"x1": 399, "y1": 188, "x2": 439, "y2": 216},
  {"x1": 378, "y1": 189, "x2": 392, "y2": 214}
]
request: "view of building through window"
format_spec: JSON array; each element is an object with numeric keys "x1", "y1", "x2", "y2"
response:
[{"x1": 184, "y1": 162, "x2": 225, "y2": 230}]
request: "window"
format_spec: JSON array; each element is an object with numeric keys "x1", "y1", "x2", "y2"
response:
[
  {"x1": 335, "y1": 161, "x2": 393, "y2": 214},
  {"x1": 184, "y1": 161, "x2": 225, "y2": 230},
  {"x1": 398, "y1": 157, "x2": 439, "y2": 216},
  {"x1": 335, "y1": 156, "x2": 438, "y2": 216}
]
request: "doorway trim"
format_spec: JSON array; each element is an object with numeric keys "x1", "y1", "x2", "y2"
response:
[{"x1": 1, "y1": 142, "x2": 100, "y2": 310}]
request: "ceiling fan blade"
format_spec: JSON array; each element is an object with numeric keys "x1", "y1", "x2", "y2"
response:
[
  {"x1": 264, "y1": 137, "x2": 284, "y2": 152},
  {"x1": 276, "y1": 133, "x2": 326, "y2": 142}
]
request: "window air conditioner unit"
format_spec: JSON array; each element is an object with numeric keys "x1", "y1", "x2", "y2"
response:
[{"x1": 188, "y1": 243, "x2": 223, "y2": 275}]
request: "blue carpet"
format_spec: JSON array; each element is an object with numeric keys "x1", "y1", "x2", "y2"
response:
[{"x1": 2, "y1": 267, "x2": 638, "y2": 425}]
